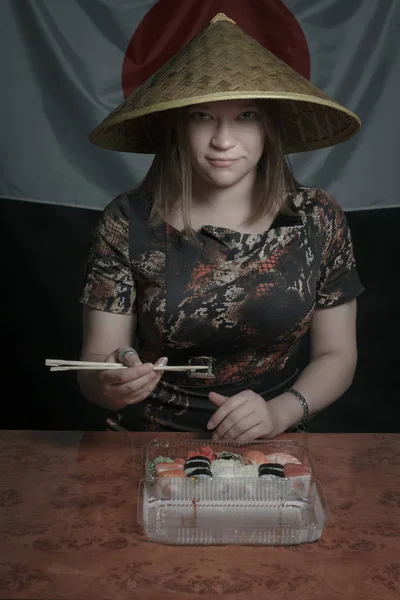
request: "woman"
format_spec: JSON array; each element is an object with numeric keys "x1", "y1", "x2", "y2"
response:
[{"x1": 78, "y1": 14, "x2": 363, "y2": 439}]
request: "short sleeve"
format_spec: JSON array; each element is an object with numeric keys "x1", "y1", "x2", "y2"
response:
[
  {"x1": 316, "y1": 193, "x2": 364, "y2": 308},
  {"x1": 79, "y1": 193, "x2": 136, "y2": 314}
]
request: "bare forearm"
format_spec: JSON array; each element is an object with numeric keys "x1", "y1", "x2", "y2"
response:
[
  {"x1": 77, "y1": 353, "x2": 111, "y2": 409},
  {"x1": 78, "y1": 308, "x2": 137, "y2": 408},
  {"x1": 267, "y1": 350, "x2": 357, "y2": 435},
  {"x1": 78, "y1": 371, "x2": 107, "y2": 407}
]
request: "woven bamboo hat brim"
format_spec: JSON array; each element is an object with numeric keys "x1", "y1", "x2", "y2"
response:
[{"x1": 89, "y1": 13, "x2": 361, "y2": 154}]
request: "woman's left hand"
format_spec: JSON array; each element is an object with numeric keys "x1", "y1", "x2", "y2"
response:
[{"x1": 207, "y1": 390, "x2": 279, "y2": 441}]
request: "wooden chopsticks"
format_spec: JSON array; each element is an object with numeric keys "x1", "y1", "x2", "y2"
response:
[{"x1": 45, "y1": 359, "x2": 208, "y2": 372}]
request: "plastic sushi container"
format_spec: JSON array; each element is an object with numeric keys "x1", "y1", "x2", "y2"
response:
[{"x1": 137, "y1": 439, "x2": 330, "y2": 546}]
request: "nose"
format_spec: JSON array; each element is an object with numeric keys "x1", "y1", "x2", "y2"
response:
[{"x1": 211, "y1": 121, "x2": 236, "y2": 150}]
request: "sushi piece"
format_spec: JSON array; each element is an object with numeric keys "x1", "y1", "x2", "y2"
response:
[
  {"x1": 242, "y1": 450, "x2": 267, "y2": 465},
  {"x1": 217, "y1": 451, "x2": 243, "y2": 461},
  {"x1": 154, "y1": 461, "x2": 184, "y2": 475},
  {"x1": 257, "y1": 474, "x2": 279, "y2": 484},
  {"x1": 199, "y1": 446, "x2": 217, "y2": 461},
  {"x1": 264, "y1": 452, "x2": 302, "y2": 466},
  {"x1": 284, "y1": 463, "x2": 312, "y2": 496},
  {"x1": 210, "y1": 458, "x2": 259, "y2": 478},
  {"x1": 243, "y1": 481, "x2": 258, "y2": 498},
  {"x1": 184, "y1": 460, "x2": 211, "y2": 470},
  {"x1": 154, "y1": 469, "x2": 187, "y2": 498},
  {"x1": 185, "y1": 463, "x2": 211, "y2": 477},
  {"x1": 283, "y1": 464, "x2": 311, "y2": 477},
  {"x1": 149, "y1": 456, "x2": 175, "y2": 476},
  {"x1": 156, "y1": 469, "x2": 187, "y2": 478},
  {"x1": 185, "y1": 447, "x2": 216, "y2": 461},
  {"x1": 184, "y1": 457, "x2": 212, "y2": 476},
  {"x1": 258, "y1": 463, "x2": 285, "y2": 478},
  {"x1": 188, "y1": 467, "x2": 213, "y2": 479},
  {"x1": 184, "y1": 456, "x2": 211, "y2": 467}
]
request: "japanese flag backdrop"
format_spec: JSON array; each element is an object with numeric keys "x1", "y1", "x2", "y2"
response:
[{"x1": 1, "y1": 0, "x2": 398, "y2": 211}]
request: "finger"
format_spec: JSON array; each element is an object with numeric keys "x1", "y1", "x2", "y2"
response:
[
  {"x1": 213, "y1": 408, "x2": 258, "y2": 440},
  {"x1": 104, "y1": 357, "x2": 167, "y2": 386},
  {"x1": 213, "y1": 409, "x2": 256, "y2": 440},
  {"x1": 154, "y1": 357, "x2": 168, "y2": 384},
  {"x1": 102, "y1": 370, "x2": 158, "y2": 401},
  {"x1": 217, "y1": 405, "x2": 275, "y2": 441},
  {"x1": 154, "y1": 357, "x2": 168, "y2": 374},
  {"x1": 126, "y1": 376, "x2": 157, "y2": 401},
  {"x1": 207, "y1": 393, "x2": 246, "y2": 430},
  {"x1": 127, "y1": 380, "x2": 158, "y2": 405},
  {"x1": 100, "y1": 362, "x2": 154, "y2": 384},
  {"x1": 117, "y1": 346, "x2": 142, "y2": 367},
  {"x1": 120, "y1": 369, "x2": 161, "y2": 395},
  {"x1": 104, "y1": 376, "x2": 156, "y2": 409},
  {"x1": 235, "y1": 424, "x2": 270, "y2": 442},
  {"x1": 208, "y1": 392, "x2": 229, "y2": 407},
  {"x1": 105, "y1": 369, "x2": 160, "y2": 410}
]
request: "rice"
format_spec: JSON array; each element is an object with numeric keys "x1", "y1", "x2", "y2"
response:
[{"x1": 210, "y1": 459, "x2": 259, "y2": 478}]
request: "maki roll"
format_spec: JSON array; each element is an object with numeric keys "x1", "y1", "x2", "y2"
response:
[
  {"x1": 184, "y1": 455, "x2": 211, "y2": 467},
  {"x1": 188, "y1": 467, "x2": 213, "y2": 479},
  {"x1": 184, "y1": 456, "x2": 211, "y2": 475},
  {"x1": 185, "y1": 447, "x2": 216, "y2": 461},
  {"x1": 264, "y1": 462, "x2": 284, "y2": 469},
  {"x1": 258, "y1": 463, "x2": 285, "y2": 478},
  {"x1": 217, "y1": 451, "x2": 243, "y2": 462}
]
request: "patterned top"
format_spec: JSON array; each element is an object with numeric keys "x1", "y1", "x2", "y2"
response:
[{"x1": 80, "y1": 187, "x2": 364, "y2": 431}]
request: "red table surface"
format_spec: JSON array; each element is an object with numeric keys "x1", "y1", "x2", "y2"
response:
[{"x1": 0, "y1": 430, "x2": 399, "y2": 600}]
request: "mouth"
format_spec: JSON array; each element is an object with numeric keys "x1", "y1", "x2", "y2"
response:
[{"x1": 207, "y1": 158, "x2": 240, "y2": 168}]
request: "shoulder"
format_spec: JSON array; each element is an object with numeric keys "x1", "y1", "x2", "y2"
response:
[
  {"x1": 101, "y1": 188, "x2": 151, "y2": 223},
  {"x1": 292, "y1": 187, "x2": 347, "y2": 234},
  {"x1": 292, "y1": 187, "x2": 344, "y2": 217}
]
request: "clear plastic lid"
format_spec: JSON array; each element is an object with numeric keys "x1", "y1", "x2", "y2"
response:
[
  {"x1": 138, "y1": 439, "x2": 329, "y2": 545},
  {"x1": 137, "y1": 478, "x2": 330, "y2": 546}
]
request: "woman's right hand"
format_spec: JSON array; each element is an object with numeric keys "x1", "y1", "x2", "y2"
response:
[{"x1": 98, "y1": 346, "x2": 168, "y2": 411}]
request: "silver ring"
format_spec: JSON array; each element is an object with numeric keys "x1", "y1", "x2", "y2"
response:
[{"x1": 118, "y1": 347, "x2": 137, "y2": 364}]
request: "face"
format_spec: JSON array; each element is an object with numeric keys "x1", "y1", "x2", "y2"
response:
[{"x1": 184, "y1": 99, "x2": 267, "y2": 190}]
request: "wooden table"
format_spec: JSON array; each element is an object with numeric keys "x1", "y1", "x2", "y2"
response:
[{"x1": 0, "y1": 431, "x2": 399, "y2": 600}]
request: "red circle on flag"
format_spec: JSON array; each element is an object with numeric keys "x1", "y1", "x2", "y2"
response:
[{"x1": 122, "y1": 0, "x2": 310, "y2": 98}]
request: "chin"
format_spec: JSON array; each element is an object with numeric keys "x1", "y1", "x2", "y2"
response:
[
  {"x1": 205, "y1": 173, "x2": 245, "y2": 188},
  {"x1": 216, "y1": 180, "x2": 241, "y2": 188}
]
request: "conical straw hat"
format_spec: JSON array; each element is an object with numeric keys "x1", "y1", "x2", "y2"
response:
[{"x1": 89, "y1": 13, "x2": 361, "y2": 154}]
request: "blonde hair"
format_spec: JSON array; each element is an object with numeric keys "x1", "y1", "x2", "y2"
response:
[{"x1": 137, "y1": 101, "x2": 300, "y2": 239}]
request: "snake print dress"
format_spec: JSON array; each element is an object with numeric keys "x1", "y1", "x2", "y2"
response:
[{"x1": 80, "y1": 187, "x2": 364, "y2": 431}]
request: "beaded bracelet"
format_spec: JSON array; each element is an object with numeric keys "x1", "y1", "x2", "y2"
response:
[{"x1": 285, "y1": 387, "x2": 310, "y2": 427}]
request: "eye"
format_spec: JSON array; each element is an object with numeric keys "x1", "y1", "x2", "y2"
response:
[
  {"x1": 238, "y1": 111, "x2": 259, "y2": 121},
  {"x1": 189, "y1": 112, "x2": 213, "y2": 121}
]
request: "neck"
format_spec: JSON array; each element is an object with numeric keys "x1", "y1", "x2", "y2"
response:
[{"x1": 191, "y1": 172, "x2": 258, "y2": 221}]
